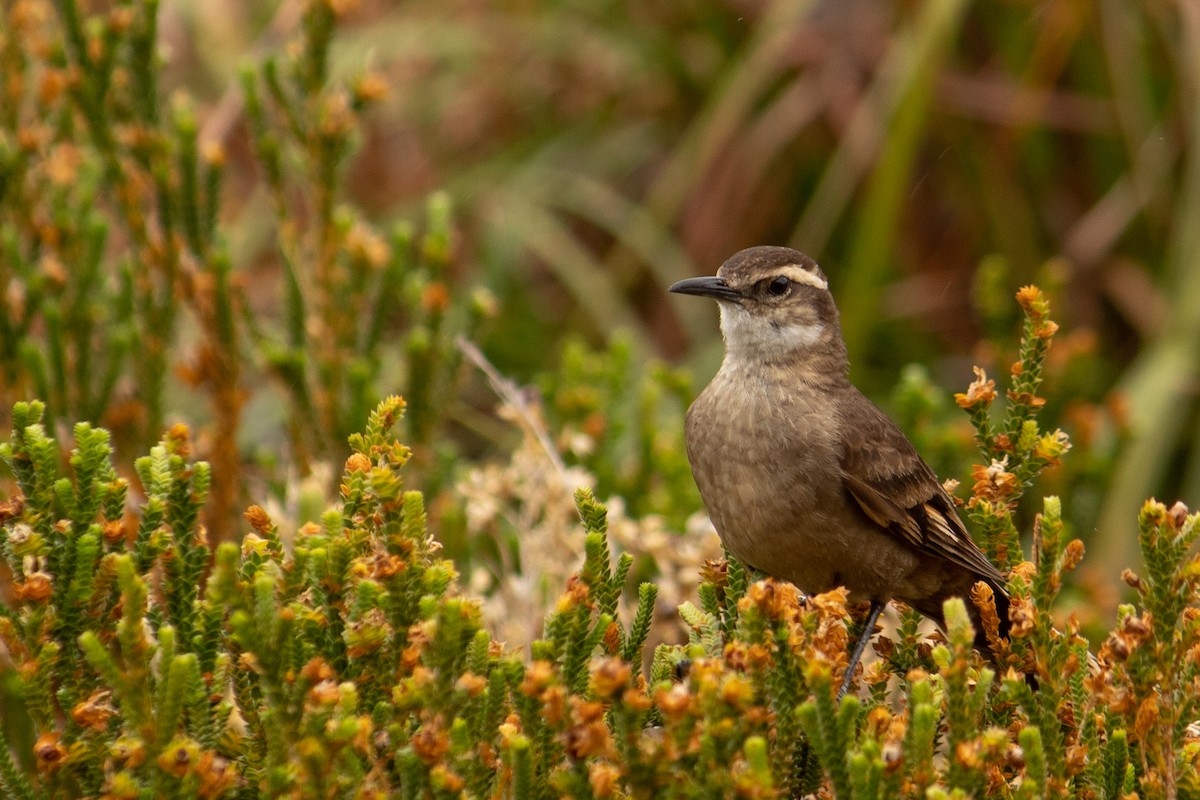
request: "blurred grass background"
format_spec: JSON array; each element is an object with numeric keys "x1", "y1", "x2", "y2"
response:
[{"x1": 4, "y1": 0, "x2": 1200, "y2": 611}]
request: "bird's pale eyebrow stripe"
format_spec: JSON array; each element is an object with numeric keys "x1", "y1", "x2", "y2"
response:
[{"x1": 778, "y1": 264, "x2": 828, "y2": 290}]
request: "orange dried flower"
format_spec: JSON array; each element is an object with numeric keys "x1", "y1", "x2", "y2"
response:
[
  {"x1": 347, "y1": 224, "x2": 390, "y2": 268},
  {"x1": 970, "y1": 581, "x2": 1007, "y2": 660},
  {"x1": 400, "y1": 643, "x2": 423, "y2": 671},
  {"x1": 1134, "y1": 695, "x2": 1159, "y2": 740},
  {"x1": 555, "y1": 576, "x2": 591, "y2": 613},
  {"x1": 865, "y1": 706, "x2": 892, "y2": 738},
  {"x1": 520, "y1": 660, "x2": 555, "y2": 697},
  {"x1": 872, "y1": 635, "x2": 895, "y2": 660},
  {"x1": 1034, "y1": 320, "x2": 1059, "y2": 339},
  {"x1": 745, "y1": 644, "x2": 772, "y2": 669},
  {"x1": 1009, "y1": 561, "x2": 1037, "y2": 581},
  {"x1": 307, "y1": 680, "x2": 340, "y2": 707},
  {"x1": 372, "y1": 551, "x2": 407, "y2": 578},
  {"x1": 498, "y1": 724, "x2": 521, "y2": 753},
  {"x1": 1121, "y1": 613, "x2": 1152, "y2": 642},
  {"x1": 13, "y1": 572, "x2": 53, "y2": 603},
  {"x1": 589, "y1": 657, "x2": 631, "y2": 699},
  {"x1": 455, "y1": 672, "x2": 487, "y2": 697},
  {"x1": 1064, "y1": 744, "x2": 1087, "y2": 776},
  {"x1": 40, "y1": 254, "x2": 67, "y2": 287},
  {"x1": 955, "y1": 741, "x2": 981, "y2": 770},
  {"x1": 72, "y1": 691, "x2": 116, "y2": 731},
  {"x1": 165, "y1": 423, "x2": 192, "y2": 457},
  {"x1": 621, "y1": 687, "x2": 652, "y2": 712},
  {"x1": 1006, "y1": 594, "x2": 1034, "y2": 638},
  {"x1": 345, "y1": 452, "x2": 372, "y2": 473},
  {"x1": 589, "y1": 762, "x2": 621, "y2": 797},
  {"x1": 700, "y1": 558, "x2": 728, "y2": 588},
  {"x1": 39, "y1": 68, "x2": 67, "y2": 105},
  {"x1": 955, "y1": 367, "x2": 997, "y2": 409},
  {"x1": 541, "y1": 685, "x2": 566, "y2": 726},
  {"x1": 602, "y1": 621, "x2": 622, "y2": 654},
  {"x1": 300, "y1": 657, "x2": 334, "y2": 684},
  {"x1": 102, "y1": 519, "x2": 127, "y2": 544},
  {"x1": 1006, "y1": 390, "x2": 1046, "y2": 409},
  {"x1": 1061, "y1": 539, "x2": 1085, "y2": 572},
  {"x1": 809, "y1": 586, "x2": 849, "y2": 616},
  {"x1": 719, "y1": 675, "x2": 754, "y2": 708},
  {"x1": 353, "y1": 71, "x2": 389, "y2": 104},
  {"x1": 110, "y1": 735, "x2": 147, "y2": 768},
  {"x1": 970, "y1": 459, "x2": 1019, "y2": 502},
  {"x1": 1015, "y1": 285, "x2": 1046, "y2": 315},
  {"x1": 411, "y1": 721, "x2": 450, "y2": 764},
  {"x1": 296, "y1": 522, "x2": 321, "y2": 542},
  {"x1": 430, "y1": 765, "x2": 464, "y2": 792},
  {"x1": 724, "y1": 641, "x2": 748, "y2": 671},
  {"x1": 582, "y1": 411, "x2": 607, "y2": 440},
  {"x1": 0, "y1": 495, "x2": 24, "y2": 523},
  {"x1": 655, "y1": 683, "x2": 693, "y2": 722},
  {"x1": 45, "y1": 143, "x2": 83, "y2": 186},
  {"x1": 156, "y1": 738, "x2": 200, "y2": 778},
  {"x1": 201, "y1": 140, "x2": 226, "y2": 167},
  {"x1": 34, "y1": 732, "x2": 68, "y2": 772},
  {"x1": 422, "y1": 282, "x2": 451, "y2": 313},
  {"x1": 744, "y1": 578, "x2": 802, "y2": 619},
  {"x1": 565, "y1": 698, "x2": 611, "y2": 759},
  {"x1": 243, "y1": 505, "x2": 274, "y2": 535},
  {"x1": 1170, "y1": 501, "x2": 1192, "y2": 529},
  {"x1": 197, "y1": 751, "x2": 237, "y2": 799}
]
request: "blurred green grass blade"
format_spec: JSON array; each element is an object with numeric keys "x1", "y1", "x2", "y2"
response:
[
  {"x1": 639, "y1": 0, "x2": 815, "y2": 226},
  {"x1": 785, "y1": 0, "x2": 966, "y2": 254},
  {"x1": 1096, "y1": 4, "x2": 1200, "y2": 572},
  {"x1": 486, "y1": 191, "x2": 644, "y2": 340},
  {"x1": 834, "y1": 0, "x2": 971, "y2": 359},
  {"x1": 1100, "y1": 0, "x2": 1168, "y2": 225},
  {"x1": 789, "y1": 0, "x2": 968, "y2": 337},
  {"x1": 525, "y1": 169, "x2": 706, "y2": 342}
]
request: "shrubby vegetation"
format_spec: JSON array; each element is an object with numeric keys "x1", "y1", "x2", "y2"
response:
[
  {"x1": 3, "y1": 0, "x2": 1200, "y2": 797},
  {"x1": 3, "y1": 294, "x2": 1200, "y2": 798}
]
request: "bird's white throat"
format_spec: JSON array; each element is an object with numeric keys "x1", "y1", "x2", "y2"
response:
[{"x1": 718, "y1": 302, "x2": 825, "y2": 358}]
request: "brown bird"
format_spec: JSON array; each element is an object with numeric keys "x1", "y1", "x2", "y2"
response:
[{"x1": 670, "y1": 246, "x2": 1009, "y2": 699}]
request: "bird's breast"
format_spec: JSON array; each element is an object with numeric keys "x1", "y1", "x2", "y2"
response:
[{"x1": 685, "y1": 366, "x2": 849, "y2": 584}]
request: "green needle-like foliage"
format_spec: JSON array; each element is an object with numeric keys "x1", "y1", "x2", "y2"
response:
[{"x1": 3, "y1": 289, "x2": 1200, "y2": 797}]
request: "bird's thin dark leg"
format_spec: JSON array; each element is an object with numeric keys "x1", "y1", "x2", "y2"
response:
[{"x1": 837, "y1": 601, "x2": 885, "y2": 701}]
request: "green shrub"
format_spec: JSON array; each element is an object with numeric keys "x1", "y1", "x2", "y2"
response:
[
  {"x1": 3, "y1": 290, "x2": 1200, "y2": 799},
  {"x1": 0, "y1": 0, "x2": 488, "y2": 542},
  {"x1": 4, "y1": 1, "x2": 1200, "y2": 797}
]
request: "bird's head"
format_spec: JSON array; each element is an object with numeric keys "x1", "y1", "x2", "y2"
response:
[{"x1": 670, "y1": 246, "x2": 844, "y2": 364}]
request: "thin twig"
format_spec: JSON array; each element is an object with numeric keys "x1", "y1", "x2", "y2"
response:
[{"x1": 455, "y1": 336, "x2": 570, "y2": 482}]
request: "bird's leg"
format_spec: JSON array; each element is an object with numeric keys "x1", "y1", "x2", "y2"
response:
[{"x1": 837, "y1": 600, "x2": 885, "y2": 701}]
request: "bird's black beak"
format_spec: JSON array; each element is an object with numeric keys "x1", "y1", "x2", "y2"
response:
[{"x1": 668, "y1": 276, "x2": 742, "y2": 302}]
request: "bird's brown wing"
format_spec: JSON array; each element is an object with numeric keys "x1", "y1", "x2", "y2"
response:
[{"x1": 838, "y1": 391, "x2": 1004, "y2": 585}]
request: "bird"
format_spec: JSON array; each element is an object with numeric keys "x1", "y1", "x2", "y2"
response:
[{"x1": 669, "y1": 245, "x2": 1010, "y2": 699}]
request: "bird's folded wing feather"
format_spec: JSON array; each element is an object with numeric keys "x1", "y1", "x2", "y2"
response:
[{"x1": 838, "y1": 395, "x2": 1004, "y2": 584}]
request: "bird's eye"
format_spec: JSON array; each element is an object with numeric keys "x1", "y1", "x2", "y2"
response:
[{"x1": 768, "y1": 276, "x2": 790, "y2": 296}]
